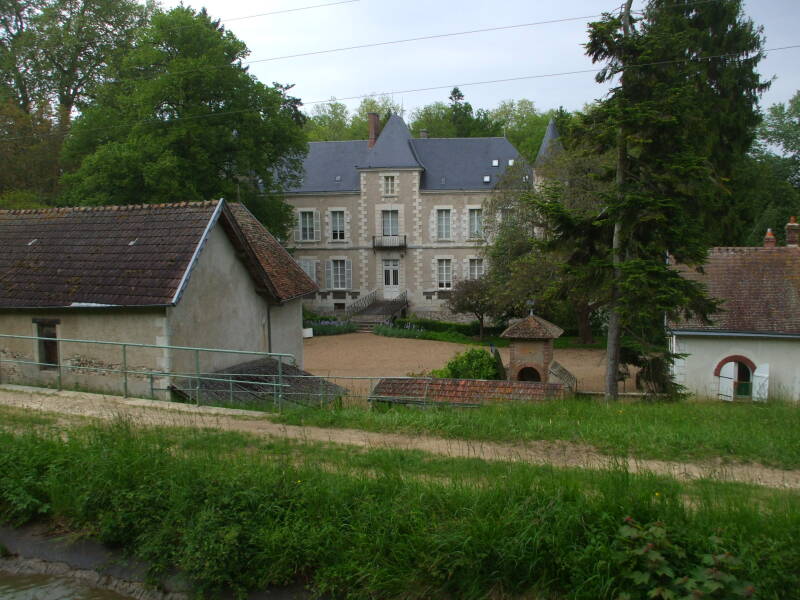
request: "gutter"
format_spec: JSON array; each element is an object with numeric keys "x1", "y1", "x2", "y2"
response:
[{"x1": 671, "y1": 330, "x2": 800, "y2": 340}]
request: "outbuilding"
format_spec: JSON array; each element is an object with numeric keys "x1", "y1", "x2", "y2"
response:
[{"x1": 0, "y1": 200, "x2": 317, "y2": 397}]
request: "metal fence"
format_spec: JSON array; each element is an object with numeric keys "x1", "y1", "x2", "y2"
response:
[{"x1": 0, "y1": 333, "x2": 568, "y2": 412}]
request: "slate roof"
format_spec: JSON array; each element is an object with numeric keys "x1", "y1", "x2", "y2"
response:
[
  {"x1": 370, "y1": 377, "x2": 564, "y2": 406},
  {"x1": 0, "y1": 200, "x2": 316, "y2": 309},
  {"x1": 501, "y1": 315, "x2": 564, "y2": 340},
  {"x1": 672, "y1": 246, "x2": 800, "y2": 336},
  {"x1": 288, "y1": 115, "x2": 520, "y2": 194},
  {"x1": 534, "y1": 117, "x2": 564, "y2": 169}
]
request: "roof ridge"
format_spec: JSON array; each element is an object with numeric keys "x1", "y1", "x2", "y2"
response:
[
  {"x1": 413, "y1": 136, "x2": 509, "y2": 141},
  {"x1": 0, "y1": 200, "x2": 220, "y2": 216}
]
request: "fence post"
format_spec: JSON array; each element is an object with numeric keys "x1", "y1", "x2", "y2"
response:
[
  {"x1": 277, "y1": 356, "x2": 283, "y2": 411},
  {"x1": 319, "y1": 376, "x2": 324, "y2": 408},
  {"x1": 149, "y1": 374, "x2": 154, "y2": 399},
  {"x1": 229, "y1": 374, "x2": 234, "y2": 405},
  {"x1": 122, "y1": 344, "x2": 128, "y2": 398},
  {"x1": 194, "y1": 349, "x2": 200, "y2": 405}
]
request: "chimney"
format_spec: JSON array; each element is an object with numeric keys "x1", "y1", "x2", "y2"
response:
[
  {"x1": 419, "y1": 129, "x2": 428, "y2": 139},
  {"x1": 787, "y1": 216, "x2": 799, "y2": 247},
  {"x1": 764, "y1": 228, "x2": 776, "y2": 248},
  {"x1": 367, "y1": 112, "x2": 380, "y2": 148}
]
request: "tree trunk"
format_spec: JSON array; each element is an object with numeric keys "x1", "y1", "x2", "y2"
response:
[
  {"x1": 477, "y1": 315, "x2": 485, "y2": 340},
  {"x1": 576, "y1": 302, "x2": 594, "y2": 345},
  {"x1": 604, "y1": 0, "x2": 633, "y2": 402}
]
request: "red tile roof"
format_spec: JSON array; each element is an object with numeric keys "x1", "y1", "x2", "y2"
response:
[
  {"x1": 0, "y1": 200, "x2": 317, "y2": 308},
  {"x1": 226, "y1": 204, "x2": 316, "y2": 302},
  {"x1": 673, "y1": 246, "x2": 800, "y2": 335},
  {"x1": 371, "y1": 377, "x2": 564, "y2": 406},
  {"x1": 501, "y1": 314, "x2": 564, "y2": 340}
]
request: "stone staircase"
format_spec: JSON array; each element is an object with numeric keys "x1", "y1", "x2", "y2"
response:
[{"x1": 349, "y1": 292, "x2": 409, "y2": 333}]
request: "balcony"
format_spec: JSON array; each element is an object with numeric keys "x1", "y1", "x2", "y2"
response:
[{"x1": 373, "y1": 235, "x2": 407, "y2": 250}]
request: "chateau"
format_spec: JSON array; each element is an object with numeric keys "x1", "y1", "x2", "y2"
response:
[{"x1": 285, "y1": 113, "x2": 521, "y2": 318}]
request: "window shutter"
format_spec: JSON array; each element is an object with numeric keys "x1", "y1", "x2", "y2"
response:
[
  {"x1": 345, "y1": 259, "x2": 352, "y2": 289},
  {"x1": 313, "y1": 260, "x2": 320, "y2": 285},
  {"x1": 294, "y1": 211, "x2": 302, "y2": 242},
  {"x1": 718, "y1": 361, "x2": 735, "y2": 401},
  {"x1": 325, "y1": 260, "x2": 333, "y2": 289},
  {"x1": 313, "y1": 210, "x2": 321, "y2": 241},
  {"x1": 753, "y1": 364, "x2": 770, "y2": 402}
]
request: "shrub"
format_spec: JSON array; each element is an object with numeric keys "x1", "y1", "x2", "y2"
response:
[
  {"x1": 306, "y1": 321, "x2": 357, "y2": 336},
  {"x1": 431, "y1": 348, "x2": 500, "y2": 380}
]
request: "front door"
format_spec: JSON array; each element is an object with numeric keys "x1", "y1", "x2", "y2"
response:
[{"x1": 383, "y1": 259, "x2": 400, "y2": 299}]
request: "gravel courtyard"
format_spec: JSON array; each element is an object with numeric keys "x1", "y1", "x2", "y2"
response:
[{"x1": 303, "y1": 333, "x2": 637, "y2": 393}]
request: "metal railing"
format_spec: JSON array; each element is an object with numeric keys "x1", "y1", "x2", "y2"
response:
[
  {"x1": 383, "y1": 290, "x2": 409, "y2": 317},
  {"x1": 345, "y1": 289, "x2": 378, "y2": 318},
  {"x1": 0, "y1": 333, "x2": 298, "y2": 409},
  {"x1": 372, "y1": 234, "x2": 407, "y2": 250}
]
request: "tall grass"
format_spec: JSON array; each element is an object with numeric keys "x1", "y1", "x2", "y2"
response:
[
  {"x1": 273, "y1": 397, "x2": 800, "y2": 469},
  {"x1": 1, "y1": 422, "x2": 799, "y2": 599}
]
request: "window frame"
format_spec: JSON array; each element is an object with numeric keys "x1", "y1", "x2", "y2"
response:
[
  {"x1": 383, "y1": 175, "x2": 397, "y2": 196},
  {"x1": 468, "y1": 208, "x2": 483, "y2": 239},
  {"x1": 330, "y1": 210, "x2": 345, "y2": 241},
  {"x1": 331, "y1": 259, "x2": 348, "y2": 290},
  {"x1": 437, "y1": 259, "x2": 452, "y2": 289},
  {"x1": 382, "y1": 209, "x2": 399, "y2": 236},
  {"x1": 436, "y1": 209, "x2": 452, "y2": 240},
  {"x1": 468, "y1": 258, "x2": 484, "y2": 280},
  {"x1": 34, "y1": 319, "x2": 59, "y2": 370},
  {"x1": 299, "y1": 210, "x2": 316, "y2": 241}
]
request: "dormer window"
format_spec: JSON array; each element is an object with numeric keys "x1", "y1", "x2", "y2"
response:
[
  {"x1": 508, "y1": 159, "x2": 515, "y2": 166},
  {"x1": 483, "y1": 175, "x2": 491, "y2": 183},
  {"x1": 335, "y1": 175, "x2": 341, "y2": 182},
  {"x1": 492, "y1": 159, "x2": 499, "y2": 167}
]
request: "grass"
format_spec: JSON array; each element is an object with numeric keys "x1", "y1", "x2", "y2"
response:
[
  {"x1": 272, "y1": 397, "x2": 800, "y2": 470},
  {"x1": 1, "y1": 419, "x2": 799, "y2": 599}
]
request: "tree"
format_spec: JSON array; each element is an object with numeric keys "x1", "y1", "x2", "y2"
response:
[
  {"x1": 759, "y1": 90, "x2": 800, "y2": 185},
  {"x1": 578, "y1": 0, "x2": 767, "y2": 397},
  {"x1": 60, "y1": 7, "x2": 307, "y2": 238},
  {"x1": 305, "y1": 99, "x2": 350, "y2": 141},
  {"x1": 446, "y1": 277, "x2": 494, "y2": 339},
  {"x1": 348, "y1": 96, "x2": 402, "y2": 139},
  {"x1": 431, "y1": 348, "x2": 499, "y2": 380},
  {"x1": 491, "y1": 99, "x2": 552, "y2": 162},
  {"x1": 408, "y1": 88, "x2": 504, "y2": 138}
]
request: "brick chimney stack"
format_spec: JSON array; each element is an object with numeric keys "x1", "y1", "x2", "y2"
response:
[
  {"x1": 367, "y1": 112, "x2": 380, "y2": 148},
  {"x1": 764, "y1": 228, "x2": 776, "y2": 248},
  {"x1": 787, "y1": 216, "x2": 799, "y2": 247}
]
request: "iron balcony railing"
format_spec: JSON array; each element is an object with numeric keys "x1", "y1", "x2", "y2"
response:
[{"x1": 372, "y1": 235, "x2": 407, "y2": 250}]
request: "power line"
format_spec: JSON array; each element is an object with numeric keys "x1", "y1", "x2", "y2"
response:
[
  {"x1": 109, "y1": 0, "x2": 726, "y2": 87},
  {"x1": 1, "y1": 44, "x2": 796, "y2": 144},
  {"x1": 222, "y1": 0, "x2": 359, "y2": 23},
  {"x1": 305, "y1": 44, "x2": 800, "y2": 106}
]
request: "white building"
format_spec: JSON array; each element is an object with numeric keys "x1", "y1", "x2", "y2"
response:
[{"x1": 670, "y1": 218, "x2": 800, "y2": 401}]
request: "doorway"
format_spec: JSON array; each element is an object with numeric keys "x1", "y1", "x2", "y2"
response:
[
  {"x1": 383, "y1": 259, "x2": 400, "y2": 299},
  {"x1": 517, "y1": 367, "x2": 541, "y2": 382}
]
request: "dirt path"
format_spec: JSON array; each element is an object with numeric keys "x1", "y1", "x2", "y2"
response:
[
  {"x1": 303, "y1": 333, "x2": 636, "y2": 392},
  {"x1": 2, "y1": 385, "x2": 798, "y2": 490}
]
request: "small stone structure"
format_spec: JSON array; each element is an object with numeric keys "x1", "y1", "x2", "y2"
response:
[{"x1": 501, "y1": 314, "x2": 564, "y2": 383}]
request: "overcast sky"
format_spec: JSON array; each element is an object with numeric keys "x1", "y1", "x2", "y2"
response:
[{"x1": 162, "y1": 0, "x2": 799, "y2": 118}]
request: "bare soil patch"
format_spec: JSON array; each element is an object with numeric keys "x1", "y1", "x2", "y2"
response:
[
  {"x1": 2, "y1": 385, "x2": 799, "y2": 490},
  {"x1": 303, "y1": 333, "x2": 635, "y2": 392}
]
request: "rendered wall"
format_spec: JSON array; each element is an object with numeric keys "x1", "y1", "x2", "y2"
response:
[
  {"x1": 672, "y1": 334, "x2": 800, "y2": 401},
  {"x1": 0, "y1": 309, "x2": 168, "y2": 397},
  {"x1": 167, "y1": 224, "x2": 275, "y2": 375}
]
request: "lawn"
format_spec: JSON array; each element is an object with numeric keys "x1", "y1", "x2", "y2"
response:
[
  {"x1": 1, "y1": 418, "x2": 799, "y2": 599},
  {"x1": 272, "y1": 397, "x2": 800, "y2": 469}
]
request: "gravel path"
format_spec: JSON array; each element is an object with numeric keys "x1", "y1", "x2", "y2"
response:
[
  {"x1": 2, "y1": 385, "x2": 799, "y2": 490},
  {"x1": 303, "y1": 333, "x2": 636, "y2": 392}
]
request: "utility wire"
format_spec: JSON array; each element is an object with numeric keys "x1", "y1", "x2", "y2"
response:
[
  {"x1": 2, "y1": 43, "x2": 796, "y2": 145},
  {"x1": 108, "y1": 0, "x2": 726, "y2": 87},
  {"x1": 222, "y1": 0, "x2": 359, "y2": 23}
]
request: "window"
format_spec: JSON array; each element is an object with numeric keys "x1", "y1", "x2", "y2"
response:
[
  {"x1": 330, "y1": 210, "x2": 345, "y2": 241},
  {"x1": 436, "y1": 209, "x2": 451, "y2": 240},
  {"x1": 468, "y1": 209, "x2": 483, "y2": 238},
  {"x1": 492, "y1": 159, "x2": 499, "y2": 167},
  {"x1": 298, "y1": 210, "x2": 318, "y2": 241},
  {"x1": 437, "y1": 259, "x2": 452, "y2": 289},
  {"x1": 298, "y1": 259, "x2": 317, "y2": 283},
  {"x1": 468, "y1": 258, "x2": 484, "y2": 280},
  {"x1": 35, "y1": 320, "x2": 59, "y2": 370},
  {"x1": 508, "y1": 159, "x2": 515, "y2": 166},
  {"x1": 383, "y1": 175, "x2": 396, "y2": 196},
  {"x1": 382, "y1": 210, "x2": 399, "y2": 236},
  {"x1": 328, "y1": 259, "x2": 351, "y2": 290},
  {"x1": 483, "y1": 175, "x2": 491, "y2": 183}
]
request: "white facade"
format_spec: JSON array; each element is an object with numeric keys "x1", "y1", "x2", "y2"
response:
[{"x1": 671, "y1": 333, "x2": 800, "y2": 401}]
